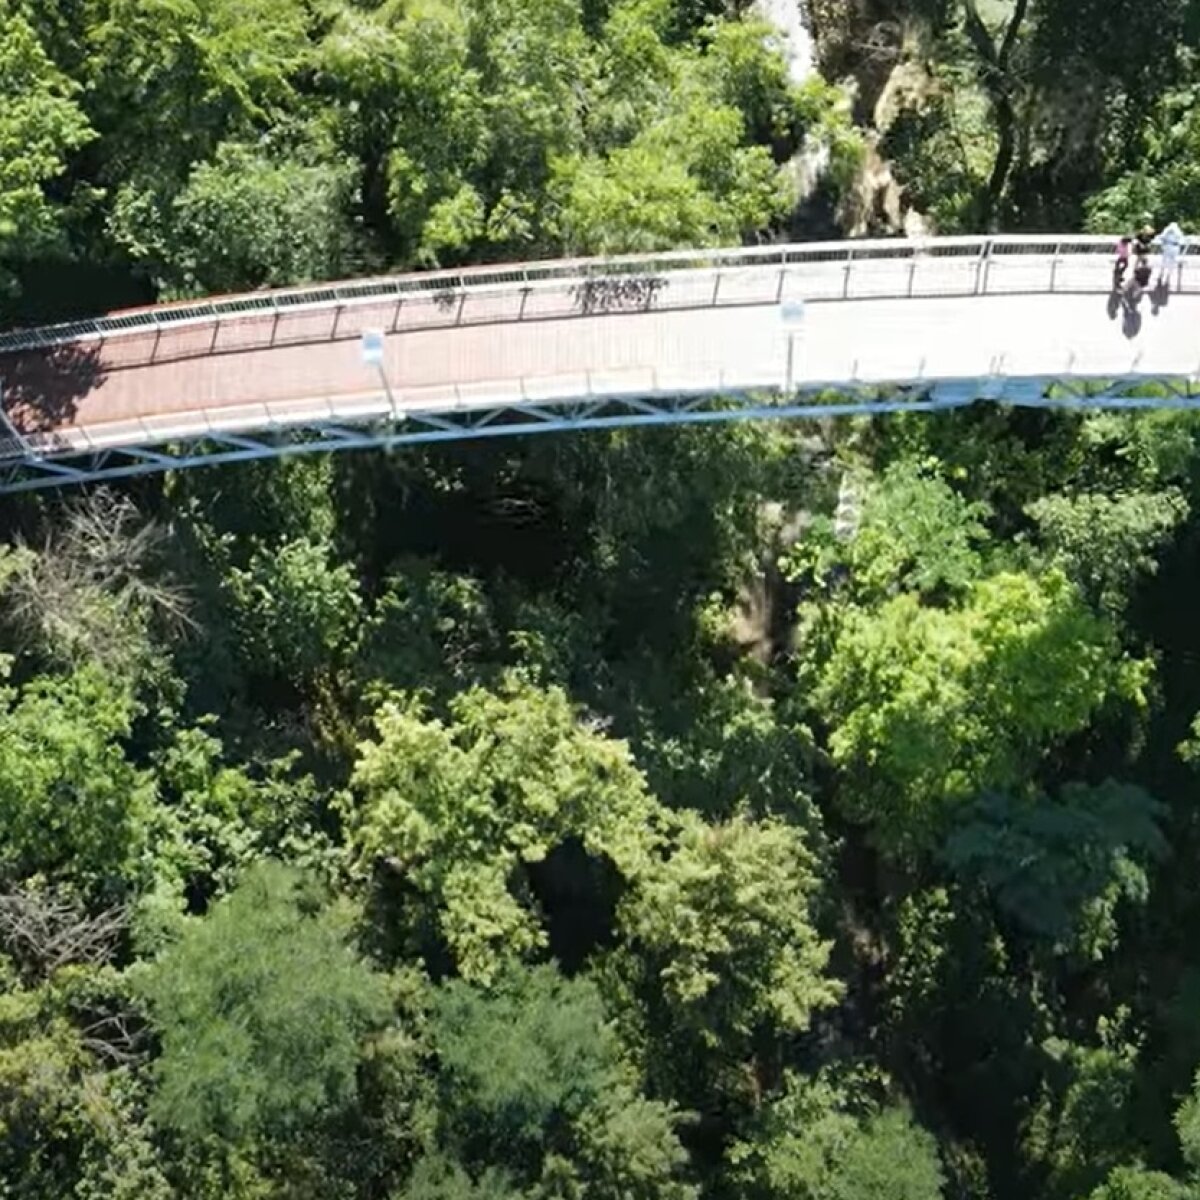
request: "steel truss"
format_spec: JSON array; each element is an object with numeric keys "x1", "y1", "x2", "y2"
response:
[{"x1": 1, "y1": 374, "x2": 1199, "y2": 495}]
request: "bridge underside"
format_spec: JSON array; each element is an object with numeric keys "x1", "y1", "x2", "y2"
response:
[{"x1": 2, "y1": 374, "x2": 1199, "y2": 495}]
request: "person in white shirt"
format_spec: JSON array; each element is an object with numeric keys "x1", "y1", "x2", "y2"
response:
[{"x1": 1158, "y1": 220, "x2": 1185, "y2": 288}]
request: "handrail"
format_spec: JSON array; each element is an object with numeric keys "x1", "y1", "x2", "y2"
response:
[{"x1": 1, "y1": 234, "x2": 1195, "y2": 356}]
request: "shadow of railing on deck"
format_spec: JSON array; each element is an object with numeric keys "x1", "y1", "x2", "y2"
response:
[{"x1": 0, "y1": 342, "x2": 107, "y2": 448}]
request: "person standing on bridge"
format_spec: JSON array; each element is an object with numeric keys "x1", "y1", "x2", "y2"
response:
[
  {"x1": 1130, "y1": 217, "x2": 1155, "y2": 292},
  {"x1": 1113, "y1": 235, "x2": 1133, "y2": 288},
  {"x1": 1134, "y1": 217, "x2": 1156, "y2": 259},
  {"x1": 1158, "y1": 220, "x2": 1185, "y2": 288}
]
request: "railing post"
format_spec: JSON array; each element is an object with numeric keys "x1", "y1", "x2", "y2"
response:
[
  {"x1": 1050, "y1": 242, "x2": 1061, "y2": 292},
  {"x1": 712, "y1": 271, "x2": 722, "y2": 306},
  {"x1": 843, "y1": 249, "x2": 853, "y2": 300},
  {"x1": 974, "y1": 240, "x2": 989, "y2": 295}
]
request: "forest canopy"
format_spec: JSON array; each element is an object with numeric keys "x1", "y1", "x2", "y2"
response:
[{"x1": 3, "y1": 1, "x2": 1200, "y2": 1199}]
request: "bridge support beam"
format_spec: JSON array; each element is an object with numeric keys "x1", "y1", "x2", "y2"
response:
[{"x1": 0, "y1": 373, "x2": 1197, "y2": 496}]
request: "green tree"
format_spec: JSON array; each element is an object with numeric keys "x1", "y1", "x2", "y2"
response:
[
  {"x1": 1083, "y1": 84, "x2": 1200, "y2": 230},
  {"x1": 356, "y1": 560, "x2": 499, "y2": 700},
  {"x1": 1089, "y1": 1166, "x2": 1193, "y2": 1200},
  {"x1": 139, "y1": 861, "x2": 392, "y2": 1147},
  {"x1": 0, "y1": 947, "x2": 173, "y2": 1200},
  {"x1": 619, "y1": 810, "x2": 839, "y2": 1046},
  {"x1": 0, "y1": 667, "x2": 155, "y2": 895},
  {"x1": 1025, "y1": 489, "x2": 1187, "y2": 615},
  {"x1": 783, "y1": 460, "x2": 993, "y2": 605},
  {"x1": 224, "y1": 535, "x2": 363, "y2": 686},
  {"x1": 942, "y1": 781, "x2": 1166, "y2": 961},
  {"x1": 317, "y1": 0, "x2": 489, "y2": 261},
  {"x1": 430, "y1": 963, "x2": 693, "y2": 1200},
  {"x1": 730, "y1": 1070, "x2": 945, "y2": 1200},
  {"x1": 403, "y1": 1155, "x2": 526, "y2": 1200},
  {"x1": 1024, "y1": 1031, "x2": 1144, "y2": 1200},
  {"x1": 1175, "y1": 1069, "x2": 1200, "y2": 1174},
  {"x1": 112, "y1": 137, "x2": 362, "y2": 296},
  {"x1": 344, "y1": 678, "x2": 668, "y2": 980},
  {"x1": 0, "y1": 0, "x2": 94, "y2": 292},
  {"x1": 151, "y1": 723, "x2": 331, "y2": 900},
  {"x1": 805, "y1": 570, "x2": 1148, "y2": 856},
  {"x1": 85, "y1": 0, "x2": 312, "y2": 183}
]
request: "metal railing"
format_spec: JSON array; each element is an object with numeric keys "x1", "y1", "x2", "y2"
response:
[{"x1": 1, "y1": 234, "x2": 1195, "y2": 356}]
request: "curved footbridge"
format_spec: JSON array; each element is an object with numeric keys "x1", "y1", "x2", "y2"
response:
[{"x1": 0, "y1": 235, "x2": 1198, "y2": 493}]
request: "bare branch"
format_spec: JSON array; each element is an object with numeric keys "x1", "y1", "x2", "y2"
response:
[
  {"x1": 79, "y1": 1010, "x2": 150, "y2": 1066},
  {"x1": 0, "y1": 886, "x2": 127, "y2": 981},
  {"x1": 3, "y1": 488, "x2": 196, "y2": 671}
]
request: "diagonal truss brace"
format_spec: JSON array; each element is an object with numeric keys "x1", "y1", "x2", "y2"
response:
[{"x1": 0, "y1": 373, "x2": 1198, "y2": 495}]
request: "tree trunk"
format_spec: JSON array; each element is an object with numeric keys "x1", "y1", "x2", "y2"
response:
[{"x1": 961, "y1": 0, "x2": 1031, "y2": 229}]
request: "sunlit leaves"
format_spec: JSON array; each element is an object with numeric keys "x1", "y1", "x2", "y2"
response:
[
  {"x1": 112, "y1": 139, "x2": 363, "y2": 296},
  {"x1": 0, "y1": 668, "x2": 155, "y2": 896},
  {"x1": 345, "y1": 678, "x2": 668, "y2": 980},
  {"x1": 808, "y1": 570, "x2": 1148, "y2": 855},
  {"x1": 619, "y1": 810, "x2": 839, "y2": 1042},
  {"x1": 225, "y1": 536, "x2": 363, "y2": 684},
  {"x1": 1025, "y1": 489, "x2": 1187, "y2": 615},
  {"x1": 0, "y1": 1, "x2": 93, "y2": 285},
  {"x1": 730, "y1": 1070, "x2": 946, "y2": 1200}
]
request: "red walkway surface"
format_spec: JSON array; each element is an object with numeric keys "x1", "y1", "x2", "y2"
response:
[
  {"x1": 0, "y1": 288, "x2": 786, "y2": 447},
  {"x1": 2, "y1": 256, "x2": 1197, "y2": 454}
]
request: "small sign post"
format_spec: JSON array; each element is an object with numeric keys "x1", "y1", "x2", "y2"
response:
[
  {"x1": 780, "y1": 299, "x2": 806, "y2": 393},
  {"x1": 361, "y1": 330, "x2": 398, "y2": 418}
]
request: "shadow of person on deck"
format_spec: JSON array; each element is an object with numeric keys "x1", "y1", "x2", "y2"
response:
[
  {"x1": 0, "y1": 341, "x2": 106, "y2": 444},
  {"x1": 1121, "y1": 303, "x2": 1143, "y2": 339}
]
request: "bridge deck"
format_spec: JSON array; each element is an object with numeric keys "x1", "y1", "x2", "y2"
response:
[
  {"x1": 3, "y1": 288, "x2": 1196, "y2": 449},
  {"x1": 0, "y1": 242, "x2": 1197, "y2": 490}
]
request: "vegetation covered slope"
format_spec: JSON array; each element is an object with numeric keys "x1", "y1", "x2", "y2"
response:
[{"x1": 3, "y1": 3, "x2": 1200, "y2": 1200}]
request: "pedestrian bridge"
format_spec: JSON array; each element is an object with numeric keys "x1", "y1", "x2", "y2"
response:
[{"x1": 0, "y1": 234, "x2": 1197, "y2": 493}]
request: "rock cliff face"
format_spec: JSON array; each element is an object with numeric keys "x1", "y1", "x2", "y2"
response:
[
  {"x1": 749, "y1": 0, "x2": 933, "y2": 236},
  {"x1": 806, "y1": 0, "x2": 937, "y2": 235}
]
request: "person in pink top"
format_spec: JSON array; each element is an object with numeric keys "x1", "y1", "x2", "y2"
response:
[{"x1": 1113, "y1": 235, "x2": 1132, "y2": 288}]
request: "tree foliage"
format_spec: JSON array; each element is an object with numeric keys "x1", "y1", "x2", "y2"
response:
[
  {"x1": 805, "y1": 569, "x2": 1147, "y2": 855},
  {"x1": 139, "y1": 861, "x2": 392, "y2": 1146},
  {"x1": 943, "y1": 782, "x2": 1166, "y2": 960},
  {"x1": 731, "y1": 1070, "x2": 946, "y2": 1200},
  {"x1": 0, "y1": 667, "x2": 155, "y2": 896},
  {"x1": 0, "y1": 0, "x2": 93, "y2": 290},
  {"x1": 4, "y1": 2, "x2": 1200, "y2": 1195},
  {"x1": 619, "y1": 810, "x2": 839, "y2": 1043},
  {"x1": 429, "y1": 963, "x2": 693, "y2": 1199},
  {"x1": 345, "y1": 678, "x2": 668, "y2": 980}
]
